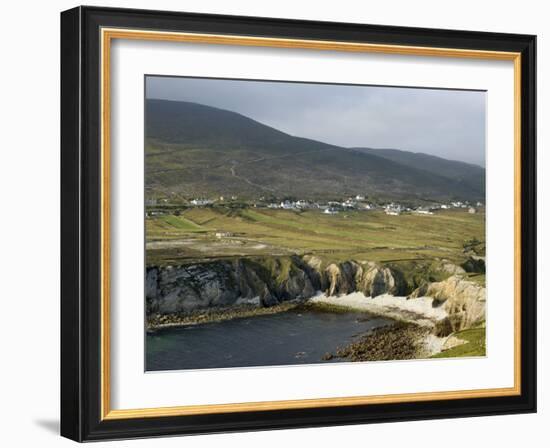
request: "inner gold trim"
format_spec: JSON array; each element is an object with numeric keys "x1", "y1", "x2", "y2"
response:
[{"x1": 100, "y1": 27, "x2": 522, "y2": 421}]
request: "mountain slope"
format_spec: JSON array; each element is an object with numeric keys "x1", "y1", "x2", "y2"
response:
[
  {"x1": 145, "y1": 99, "x2": 485, "y2": 202},
  {"x1": 353, "y1": 147, "x2": 485, "y2": 198}
]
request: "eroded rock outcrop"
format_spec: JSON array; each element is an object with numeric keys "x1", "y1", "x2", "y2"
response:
[
  {"x1": 357, "y1": 263, "x2": 408, "y2": 297},
  {"x1": 325, "y1": 261, "x2": 360, "y2": 296},
  {"x1": 409, "y1": 275, "x2": 486, "y2": 335}
]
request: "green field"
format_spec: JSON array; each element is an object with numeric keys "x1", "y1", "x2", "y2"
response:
[
  {"x1": 146, "y1": 206, "x2": 485, "y2": 267},
  {"x1": 431, "y1": 327, "x2": 486, "y2": 358}
]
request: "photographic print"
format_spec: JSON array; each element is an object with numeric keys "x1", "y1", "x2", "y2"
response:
[
  {"x1": 61, "y1": 9, "x2": 536, "y2": 440},
  {"x1": 144, "y1": 76, "x2": 487, "y2": 371}
]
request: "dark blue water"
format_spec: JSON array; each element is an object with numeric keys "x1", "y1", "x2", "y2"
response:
[{"x1": 146, "y1": 309, "x2": 392, "y2": 371}]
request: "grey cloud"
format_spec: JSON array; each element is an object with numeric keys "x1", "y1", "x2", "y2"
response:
[{"x1": 146, "y1": 76, "x2": 486, "y2": 166}]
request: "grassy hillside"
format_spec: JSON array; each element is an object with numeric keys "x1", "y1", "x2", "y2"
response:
[
  {"x1": 354, "y1": 147, "x2": 485, "y2": 198},
  {"x1": 145, "y1": 100, "x2": 485, "y2": 202}
]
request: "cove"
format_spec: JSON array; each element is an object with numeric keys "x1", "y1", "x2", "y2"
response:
[{"x1": 146, "y1": 308, "x2": 393, "y2": 371}]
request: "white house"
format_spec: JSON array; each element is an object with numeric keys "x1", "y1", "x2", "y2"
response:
[
  {"x1": 384, "y1": 203, "x2": 403, "y2": 215},
  {"x1": 280, "y1": 201, "x2": 296, "y2": 210},
  {"x1": 190, "y1": 198, "x2": 212, "y2": 206}
]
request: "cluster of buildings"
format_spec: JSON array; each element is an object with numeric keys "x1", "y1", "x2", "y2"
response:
[
  {"x1": 450, "y1": 200, "x2": 483, "y2": 208},
  {"x1": 266, "y1": 195, "x2": 376, "y2": 213},
  {"x1": 146, "y1": 194, "x2": 484, "y2": 217},
  {"x1": 384, "y1": 200, "x2": 483, "y2": 216}
]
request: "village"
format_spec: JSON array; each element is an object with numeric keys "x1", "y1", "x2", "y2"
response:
[{"x1": 145, "y1": 193, "x2": 483, "y2": 217}]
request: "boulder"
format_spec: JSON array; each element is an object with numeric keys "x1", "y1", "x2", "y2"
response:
[
  {"x1": 439, "y1": 261, "x2": 466, "y2": 275},
  {"x1": 461, "y1": 256, "x2": 486, "y2": 274}
]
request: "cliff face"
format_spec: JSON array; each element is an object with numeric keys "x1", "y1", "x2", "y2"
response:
[
  {"x1": 147, "y1": 257, "x2": 311, "y2": 314},
  {"x1": 147, "y1": 256, "x2": 486, "y2": 336},
  {"x1": 409, "y1": 275, "x2": 486, "y2": 334},
  {"x1": 146, "y1": 256, "x2": 407, "y2": 315}
]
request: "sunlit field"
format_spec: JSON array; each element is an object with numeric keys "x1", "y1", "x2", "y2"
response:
[{"x1": 146, "y1": 206, "x2": 485, "y2": 269}]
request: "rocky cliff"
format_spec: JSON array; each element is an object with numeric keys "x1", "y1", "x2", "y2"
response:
[
  {"x1": 147, "y1": 256, "x2": 485, "y2": 335},
  {"x1": 146, "y1": 255, "x2": 408, "y2": 315},
  {"x1": 409, "y1": 275, "x2": 486, "y2": 334}
]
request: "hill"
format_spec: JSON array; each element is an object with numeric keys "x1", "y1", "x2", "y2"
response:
[
  {"x1": 145, "y1": 99, "x2": 485, "y2": 202},
  {"x1": 352, "y1": 147, "x2": 485, "y2": 198}
]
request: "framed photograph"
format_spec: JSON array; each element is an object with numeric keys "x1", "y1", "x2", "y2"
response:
[{"x1": 60, "y1": 6, "x2": 536, "y2": 441}]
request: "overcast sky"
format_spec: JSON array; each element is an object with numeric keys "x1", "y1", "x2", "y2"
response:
[{"x1": 146, "y1": 76, "x2": 486, "y2": 166}]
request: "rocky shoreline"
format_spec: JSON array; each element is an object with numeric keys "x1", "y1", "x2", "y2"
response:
[
  {"x1": 146, "y1": 255, "x2": 486, "y2": 360},
  {"x1": 327, "y1": 322, "x2": 432, "y2": 362},
  {"x1": 147, "y1": 301, "x2": 301, "y2": 330},
  {"x1": 148, "y1": 299, "x2": 398, "y2": 330}
]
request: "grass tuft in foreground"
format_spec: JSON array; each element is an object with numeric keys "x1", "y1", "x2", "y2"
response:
[{"x1": 431, "y1": 327, "x2": 486, "y2": 358}]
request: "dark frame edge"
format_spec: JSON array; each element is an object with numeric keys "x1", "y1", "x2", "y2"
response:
[
  {"x1": 60, "y1": 5, "x2": 537, "y2": 442},
  {"x1": 61, "y1": 6, "x2": 84, "y2": 442},
  {"x1": 519, "y1": 34, "x2": 537, "y2": 414}
]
